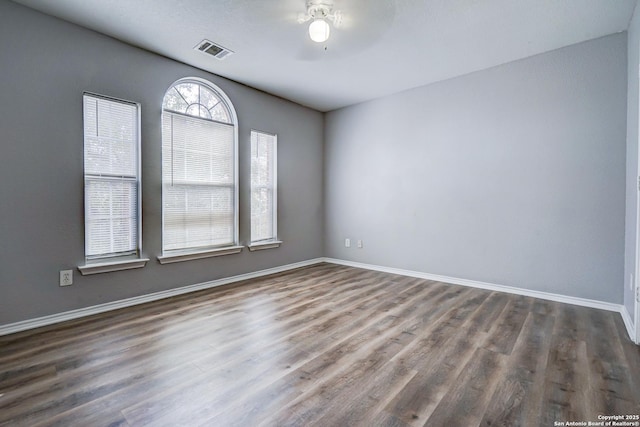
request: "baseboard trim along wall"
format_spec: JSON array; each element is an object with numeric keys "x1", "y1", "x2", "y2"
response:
[
  {"x1": 621, "y1": 306, "x2": 637, "y2": 344},
  {"x1": 1, "y1": 256, "x2": 636, "y2": 344},
  {"x1": 323, "y1": 258, "x2": 637, "y2": 343},
  {"x1": 0, "y1": 258, "x2": 325, "y2": 337}
]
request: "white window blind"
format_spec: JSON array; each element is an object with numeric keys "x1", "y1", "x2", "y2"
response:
[
  {"x1": 250, "y1": 130, "x2": 277, "y2": 243},
  {"x1": 83, "y1": 93, "x2": 140, "y2": 259},
  {"x1": 161, "y1": 80, "x2": 237, "y2": 253}
]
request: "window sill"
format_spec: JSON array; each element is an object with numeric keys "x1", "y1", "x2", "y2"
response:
[
  {"x1": 248, "y1": 240, "x2": 283, "y2": 251},
  {"x1": 78, "y1": 258, "x2": 150, "y2": 276},
  {"x1": 157, "y1": 245, "x2": 244, "y2": 264}
]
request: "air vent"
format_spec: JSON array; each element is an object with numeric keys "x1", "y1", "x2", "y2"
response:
[{"x1": 195, "y1": 39, "x2": 233, "y2": 60}]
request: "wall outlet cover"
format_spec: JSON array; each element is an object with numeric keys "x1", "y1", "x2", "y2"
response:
[{"x1": 60, "y1": 270, "x2": 73, "y2": 286}]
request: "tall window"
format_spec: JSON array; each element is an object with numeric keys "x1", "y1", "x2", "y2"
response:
[
  {"x1": 161, "y1": 79, "x2": 238, "y2": 255},
  {"x1": 83, "y1": 93, "x2": 140, "y2": 261},
  {"x1": 250, "y1": 130, "x2": 278, "y2": 244}
]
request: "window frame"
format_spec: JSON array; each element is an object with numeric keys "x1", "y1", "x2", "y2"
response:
[
  {"x1": 78, "y1": 92, "x2": 148, "y2": 275},
  {"x1": 158, "y1": 78, "x2": 242, "y2": 264},
  {"x1": 249, "y1": 130, "x2": 282, "y2": 251}
]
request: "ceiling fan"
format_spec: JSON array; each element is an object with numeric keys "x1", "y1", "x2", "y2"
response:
[
  {"x1": 293, "y1": 0, "x2": 397, "y2": 60},
  {"x1": 297, "y1": 1, "x2": 343, "y2": 43}
]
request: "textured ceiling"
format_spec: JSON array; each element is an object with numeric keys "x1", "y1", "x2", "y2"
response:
[{"x1": 10, "y1": 0, "x2": 637, "y2": 111}]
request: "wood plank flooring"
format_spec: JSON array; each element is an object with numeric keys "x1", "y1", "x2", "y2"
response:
[{"x1": 0, "y1": 263, "x2": 638, "y2": 426}]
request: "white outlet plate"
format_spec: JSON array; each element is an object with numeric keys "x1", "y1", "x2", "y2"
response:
[
  {"x1": 345, "y1": 238, "x2": 351, "y2": 248},
  {"x1": 60, "y1": 270, "x2": 73, "y2": 286},
  {"x1": 357, "y1": 240, "x2": 363, "y2": 248}
]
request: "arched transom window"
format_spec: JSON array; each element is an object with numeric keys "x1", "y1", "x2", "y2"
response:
[{"x1": 162, "y1": 81, "x2": 232, "y2": 123}]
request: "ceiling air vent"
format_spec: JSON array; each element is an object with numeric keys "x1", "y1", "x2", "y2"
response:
[{"x1": 195, "y1": 39, "x2": 233, "y2": 60}]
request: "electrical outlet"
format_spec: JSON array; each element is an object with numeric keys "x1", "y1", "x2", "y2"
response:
[
  {"x1": 60, "y1": 270, "x2": 73, "y2": 287},
  {"x1": 345, "y1": 238, "x2": 351, "y2": 248},
  {"x1": 357, "y1": 239, "x2": 363, "y2": 248}
]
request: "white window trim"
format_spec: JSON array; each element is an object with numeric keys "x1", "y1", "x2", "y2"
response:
[
  {"x1": 79, "y1": 258, "x2": 150, "y2": 276},
  {"x1": 160, "y1": 78, "x2": 240, "y2": 260},
  {"x1": 157, "y1": 245, "x2": 244, "y2": 264},
  {"x1": 80, "y1": 92, "x2": 145, "y2": 271},
  {"x1": 248, "y1": 240, "x2": 283, "y2": 251},
  {"x1": 250, "y1": 130, "x2": 279, "y2": 246}
]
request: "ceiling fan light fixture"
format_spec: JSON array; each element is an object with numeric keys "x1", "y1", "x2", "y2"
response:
[
  {"x1": 309, "y1": 18, "x2": 330, "y2": 43},
  {"x1": 300, "y1": 1, "x2": 339, "y2": 43}
]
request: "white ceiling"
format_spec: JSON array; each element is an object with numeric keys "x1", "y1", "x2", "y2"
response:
[{"x1": 10, "y1": 0, "x2": 637, "y2": 111}]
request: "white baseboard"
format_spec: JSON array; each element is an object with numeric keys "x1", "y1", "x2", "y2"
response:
[
  {"x1": 324, "y1": 258, "x2": 634, "y2": 339},
  {"x1": 621, "y1": 305, "x2": 637, "y2": 344},
  {"x1": 3, "y1": 257, "x2": 636, "y2": 344},
  {"x1": 0, "y1": 258, "x2": 325, "y2": 337}
]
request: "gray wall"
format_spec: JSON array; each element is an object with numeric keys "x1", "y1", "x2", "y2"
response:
[
  {"x1": 325, "y1": 34, "x2": 627, "y2": 303},
  {"x1": 626, "y1": 5, "x2": 640, "y2": 324},
  {"x1": 0, "y1": 1, "x2": 324, "y2": 325},
  {"x1": 0, "y1": 0, "x2": 631, "y2": 327}
]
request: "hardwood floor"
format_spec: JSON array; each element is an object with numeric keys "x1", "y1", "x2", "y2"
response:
[{"x1": 0, "y1": 263, "x2": 638, "y2": 426}]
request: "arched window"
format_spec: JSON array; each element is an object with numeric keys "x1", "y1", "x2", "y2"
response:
[
  {"x1": 160, "y1": 78, "x2": 239, "y2": 259},
  {"x1": 163, "y1": 81, "x2": 232, "y2": 123}
]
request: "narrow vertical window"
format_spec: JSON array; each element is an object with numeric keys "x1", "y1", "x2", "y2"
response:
[
  {"x1": 249, "y1": 130, "x2": 281, "y2": 250},
  {"x1": 82, "y1": 93, "x2": 144, "y2": 270},
  {"x1": 158, "y1": 78, "x2": 242, "y2": 264}
]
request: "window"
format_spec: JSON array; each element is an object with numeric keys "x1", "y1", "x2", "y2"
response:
[
  {"x1": 159, "y1": 79, "x2": 241, "y2": 263},
  {"x1": 249, "y1": 130, "x2": 280, "y2": 250},
  {"x1": 80, "y1": 93, "x2": 147, "y2": 274}
]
